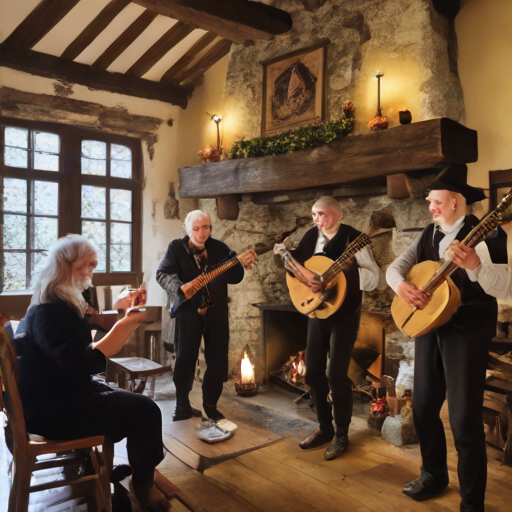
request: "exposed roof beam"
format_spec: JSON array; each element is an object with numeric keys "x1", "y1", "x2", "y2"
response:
[
  {"x1": 92, "y1": 9, "x2": 159, "y2": 70},
  {"x1": 60, "y1": 0, "x2": 131, "y2": 61},
  {"x1": 0, "y1": 44, "x2": 189, "y2": 108},
  {"x1": 174, "y1": 38, "x2": 232, "y2": 84},
  {"x1": 160, "y1": 31, "x2": 217, "y2": 83},
  {"x1": 432, "y1": 0, "x2": 461, "y2": 18},
  {"x1": 130, "y1": 0, "x2": 293, "y2": 45},
  {"x1": 3, "y1": 0, "x2": 81, "y2": 50},
  {"x1": 125, "y1": 21, "x2": 195, "y2": 78}
]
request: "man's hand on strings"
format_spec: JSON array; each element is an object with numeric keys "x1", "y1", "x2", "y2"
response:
[
  {"x1": 450, "y1": 243, "x2": 481, "y2": 271},
  {"x1": 396, "y1": 281, "x2": 431, "y2": 310},
  {"x1": 239, "y1": 248, "x2": 258, "y2": 270},
  {"x1": 180, "y1": 277, "x2": 203, "y2": 300}
]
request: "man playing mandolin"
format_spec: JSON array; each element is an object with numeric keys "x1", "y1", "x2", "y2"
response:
[
  {"x1": 387, "y1": 163, "x2": 511, "y2": 511},
  {"x1": 156, "y1": 210, "x2": 256, "y2": 426},
  {"x1": 275, "y1": 196, "x2": 383, "y2": 460}
]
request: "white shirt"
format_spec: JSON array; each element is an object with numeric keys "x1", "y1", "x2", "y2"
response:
[
  {"x1": 315, "y1": 231, "x2": 385, "y2": 292},
  {"x1": 386, "y1": 217, "x2": 512, "y2": 300}
]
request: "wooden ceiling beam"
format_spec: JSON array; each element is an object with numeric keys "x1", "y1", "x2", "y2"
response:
[
  {"x1": 3, "y1": 0, "x2": 81, "y2": 50},
  {"x1": 92, "y1": 9, "x2": 159, "y2": 70},
  {"x1": 0, "y1": 44, "x2": 189, "y2": 108},
  {"x1": 173, "y1": 38, "x2": 232, "y2": 84},
  {"x1": 60, "y1": 0, "x2": 131, "y2": 61},
  {"x1": 130, "y1": 0, "x2": 293, "y2": 45},
  {"x1": 125, "y1": 21, "x2": 195, "y2": 78},
  {"x1": 160, "y1": 31, "x2": 217, "y2": 83}
]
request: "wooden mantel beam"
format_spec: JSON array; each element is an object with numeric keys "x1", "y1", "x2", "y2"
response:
[
  {"x1": 0, "y1": 44, "x2": 190, "y2": 108},
  {"x1": 130, "y1": 0, "x2": 293, "y2": 45},
  {"x1": 178, "y1": 118, "x2": 478, "y2": 198}
]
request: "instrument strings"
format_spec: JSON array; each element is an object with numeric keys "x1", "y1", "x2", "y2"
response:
[
  {"x1": 322, "y1": 234, "x2": 370, "y2": 283},
  {"x1": 196, "y1": 257, "x2": 238, "y2": 288}
]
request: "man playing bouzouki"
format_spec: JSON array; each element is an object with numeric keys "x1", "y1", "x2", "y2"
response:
[
  {"x1": 386, "y1": 164, "x2": 512, "y2": 512},
  {"x1": 156, "y1": 210, "x2": 256, "y2": 427},
  {"x1": 275, "y1": 196, "x2": 383, "y2": 460}
]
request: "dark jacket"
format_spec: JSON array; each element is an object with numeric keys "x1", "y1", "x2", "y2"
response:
[
  {"x1": 289, "y1": 225, "x2": 362, "y2": 316},
  {"x1": 14, "y1": 302, "x2": 106, "y2": 420},
  {"x1": 156, "y1": 235, "x2": 245, "y2": 317}
]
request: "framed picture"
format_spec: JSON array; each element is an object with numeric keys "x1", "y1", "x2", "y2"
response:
[{"x1": 261, "y1": 41, "x2": 327, "y2": 137}]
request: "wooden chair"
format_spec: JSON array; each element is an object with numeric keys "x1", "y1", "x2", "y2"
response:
[{"x1": 0, "y1": 326, "x2": 112, "y2": 512}]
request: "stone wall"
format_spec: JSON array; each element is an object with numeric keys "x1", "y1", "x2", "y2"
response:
[
  {"x1": 222, "y1": 0, "x2": 465, "y2": 147},
  {"x1": 163, "y1": 0, "x2": 467, "y2": 402},
  {"x1": 193, "y1": 193, "x2": 432, "y2": 384}
]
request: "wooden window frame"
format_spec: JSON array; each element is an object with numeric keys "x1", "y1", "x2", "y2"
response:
[{"x1": 1, "y1": 117, "x2": 143, "y2": 298}]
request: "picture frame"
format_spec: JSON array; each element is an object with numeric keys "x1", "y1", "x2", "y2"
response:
[{"x1": 261, "y1": 41, "x2": 328, "y2": 137}]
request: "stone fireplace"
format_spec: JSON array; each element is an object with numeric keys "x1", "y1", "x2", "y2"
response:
[{"x1": 162, "y1": 0, "x2": 472, "y2": 444}]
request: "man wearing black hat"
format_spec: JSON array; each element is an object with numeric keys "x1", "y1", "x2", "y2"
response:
[{"x1": 386, "y1": 163, "x2": 511, "y2": 512}]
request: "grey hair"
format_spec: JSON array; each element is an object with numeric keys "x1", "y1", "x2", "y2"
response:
[
  {"x1": 313, "y1": 196, "x2": 343, "y2": 218},
  {"x1": 183, "y1": 210, "x2": 211, "y2": 235},
  {"x1": 29, "y1": 234, "x2": 97, "y2": 315}
]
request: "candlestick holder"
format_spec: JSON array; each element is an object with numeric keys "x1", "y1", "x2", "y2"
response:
[{"x1": 367, "y1": 70, "x2": 389, "y2": 130}]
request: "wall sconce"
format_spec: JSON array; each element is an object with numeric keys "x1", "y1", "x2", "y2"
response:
[{"x1": 367, "y1": 70, "x2": 389, "y2": 131}]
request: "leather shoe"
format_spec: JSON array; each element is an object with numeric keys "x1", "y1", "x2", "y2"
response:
[
  {"x1": 172, "y1": 405, "x2": 202, "y2": 422},
  {"x1": 402, "y1": 470, "x2": 448, "y2": 501},
  {"x1": 299, "y1": 428, "x2": 334, "y2": 450},
  {"x1": 324, "y1": 434, "x2": 349, "y2": 460}
]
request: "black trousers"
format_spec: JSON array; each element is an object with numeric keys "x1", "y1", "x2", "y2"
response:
[
  {"x1": 305, "y1": 307, "x2": 361, "y2": 434},
  {"x1": 414, "y1": 320, "x2": 492, "y2": 512},
  {"x1": 173, "y1": 304, "x2": 229, "y2": 406},
  {"x1": 26, "y1": 382, "x2": 164, "y2": 487}
]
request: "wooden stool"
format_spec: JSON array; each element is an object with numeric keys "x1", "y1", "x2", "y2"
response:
[{"x1": 108, "y1": 357, "x2": 171, "y2": 399}]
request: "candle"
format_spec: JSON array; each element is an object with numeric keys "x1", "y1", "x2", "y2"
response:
[{"x1": 240, "y1": 352, "x2": 255, "y2": 384}]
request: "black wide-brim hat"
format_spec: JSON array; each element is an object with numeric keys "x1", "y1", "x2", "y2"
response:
[{"x1": 429, "y1": 163, "x2": 486, "y2": 205}]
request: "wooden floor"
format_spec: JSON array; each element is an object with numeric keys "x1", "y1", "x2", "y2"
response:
[
  {"x1": 157, "y1": 403, "x2": 512, "y2": 512},
  {"x1": 3, "y1": 397, "x2": 512, "y2": 511}
]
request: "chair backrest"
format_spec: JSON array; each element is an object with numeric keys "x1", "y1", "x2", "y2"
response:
[{"x1": 0, "y1": 326, "x2": 30, "y2": 458}]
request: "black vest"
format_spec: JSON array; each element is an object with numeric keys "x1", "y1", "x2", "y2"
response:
[
  {"x1": 416, "y1": 215, "x2": 507, "y2": 326},
  {"x1": 290, "y1": 225, "x2": 362, "y2": 317}
]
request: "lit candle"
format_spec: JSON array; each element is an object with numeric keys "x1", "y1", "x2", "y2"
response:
[{"x1": 241, "y1": 352, "x2": 255, "y2": 384}]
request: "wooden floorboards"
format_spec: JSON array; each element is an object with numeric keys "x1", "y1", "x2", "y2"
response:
[
  {"x1": 163, "y1": 417, "x2": 283, "y2": 472},
  {"x1": 3, "y1": 398, "x2": 512, "y2": 511},
  {"x1": 156, "y1": 403, "x2": 512, "y2": 512}
]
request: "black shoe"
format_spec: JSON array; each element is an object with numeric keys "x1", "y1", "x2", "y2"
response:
[
  {"x1": 172, "y1": 404, "x2": 202, "y2": 421},
  {"x1": 299, "y1": 428, "x2": 334, "y2": 451},
  {"x1": 402, "y1": 470, "x2": 448, "y2": 501},
  {"x1": 110, "y1": 464, "x2": 133, "y2": 483},
  {"x1": 202, "y1": 403, "x2": 225, "y2": 422},
  {"x1": 324, "y1": 435, "x2": 349, "y2": 460}
]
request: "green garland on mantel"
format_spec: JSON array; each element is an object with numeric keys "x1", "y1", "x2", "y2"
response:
[{"x1": 227, "y1": 117, "x2": 354, "y2": 160}]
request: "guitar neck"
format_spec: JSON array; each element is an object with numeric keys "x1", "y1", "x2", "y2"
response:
[
  {"x1": 322, "y1": 233, "x2": 371, "y2": 282},
  {"x1": 422, "y1": 188, "x2": 512, "y2": 294},
  {"x1": 197, "y1": 255, "x2": 240, "y2": 288}
]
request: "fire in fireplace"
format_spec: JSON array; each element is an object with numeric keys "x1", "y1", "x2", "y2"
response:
[{"x1": 286, "y1": 350, "x2": 307, "y2": 387}]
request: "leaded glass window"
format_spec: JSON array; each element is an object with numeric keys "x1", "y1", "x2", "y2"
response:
[{"x1": 1, "y1": 119, "x2": 142, "y2": 295}]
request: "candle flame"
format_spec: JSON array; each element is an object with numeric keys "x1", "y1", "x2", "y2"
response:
[{"x1": 241, "y1": 351, "x2": 255, "y2": 384}]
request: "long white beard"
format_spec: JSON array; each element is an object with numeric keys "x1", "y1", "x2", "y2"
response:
[{"x1": 73, "y1": 275, "x2": 93, "y2": 292}]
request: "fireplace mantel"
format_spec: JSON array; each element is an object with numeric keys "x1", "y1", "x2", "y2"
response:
[{"x1": 178, "y1": 118, "x2": 477, "y2": 201}]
